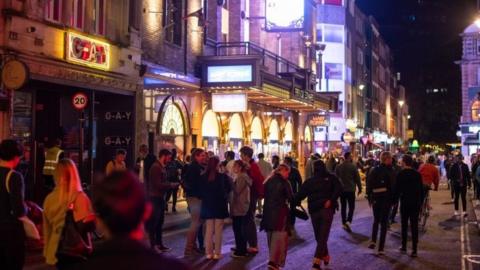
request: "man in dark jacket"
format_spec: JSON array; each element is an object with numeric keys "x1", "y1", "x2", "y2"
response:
[
  {"x1": 395, "y1": 154, "x2": 423, "y2": 257},
  {"x1": 147, "y1": 149, "x2": 179, "y2": 253},
  {"x1": 135, "y1": 144, "x2": 156, "y2": 186},
  {"x1": 366, "y1": 151, "x2": 395, "y2": 255},
  {"x1": 284, "y1": 156, "x2": 302, "y2": 233},
  {"x1": 335, "y1": 152, "x2": 362, "y2": 232},
  {"x1": 449, "y1": 154, "x2": 471, "y2": 217},
  {"x1": 165, "y1": 149, "x2": 183, "y2": 213},
  {"x1": 77, "y1": 171, "x2": 189, "y2": 270}
]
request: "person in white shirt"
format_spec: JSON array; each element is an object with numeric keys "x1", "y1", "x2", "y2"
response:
[{"x1": 256, "y1": 153, "x2": 273, "y2": 216}]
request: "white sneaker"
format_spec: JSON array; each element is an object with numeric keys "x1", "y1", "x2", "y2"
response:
[{"x1": 454, "y1": 211, "x2": 459, "y2": 216}]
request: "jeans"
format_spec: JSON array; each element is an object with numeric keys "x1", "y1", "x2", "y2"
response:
[
  {"x1": 400, "y1": 206, "x2": 419, "y2": 251},
  {"x1": 371, "y1": 197, "x2": 390, "y2": 251},
  {"x1": 204, "y1": 219, "x2": 224, "y2": 256},
  {"x1": 454, "y1": 185, "x2": 467, "y2": 212},
  {"x1": 340, "y1": 192, "x2": 355, "y2": 224},
  {"x1": 0, "y1": 222, "x2": 25, "y2": 270},
  {"x1": 245, "y1": 193, "x2": 258, "y2": 248},
  {"x1": 185, "y1": 197, "x2": 203, "y2": 251},
  {"x1": 165, "y1": 187, "x2": 179, "y2": 211},
  {"x1": 267, "y1": 230, "x2": 288, "y2": 267},
  {"x1": 147, "y1": 196, "x2": 166, "y2": 247},
  {"x1": 311, "y1": 208, "x2": 334, "y2": 259},
  {"x1": 232, "y1": 216, "x2": 248, "y2": 255}
]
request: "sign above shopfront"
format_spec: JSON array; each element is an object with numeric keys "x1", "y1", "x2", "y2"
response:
[
  {"x1": 1, "y1": 60, "x2": 29, "y2": 90},
  {"x1": 212, "y1": 93, "x2": 247, "y2": 112},
  {"x1": 66, "y1": 32, "x2": 110, "y2": 70},
  {"x1": 308, "y1": 115, "x2": 328, "y2": 126},
  {"x1": 207, "y1": 65, "x2": 253, "y2": 83}
]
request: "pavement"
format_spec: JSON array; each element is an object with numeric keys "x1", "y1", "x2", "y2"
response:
[{"x1": 25, "y1": 184, "x2": 480, "y2": 270}]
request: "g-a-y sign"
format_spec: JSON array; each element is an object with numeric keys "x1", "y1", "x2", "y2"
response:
[{"x1": 66, "y1": 32, "x2": 110, "y2": 70}]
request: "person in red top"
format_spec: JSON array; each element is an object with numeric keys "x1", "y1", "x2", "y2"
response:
[
  {"x1": 418, "y1": 155, "x2": 440, "y2": 191},
  {"x1": 240, "y1": 146, "x2": 264, "y2": 254}
]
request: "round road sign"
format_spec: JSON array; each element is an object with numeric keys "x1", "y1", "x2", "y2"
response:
[{"x1": 72, "y1": 92, "x2": 88, "y2": 110}]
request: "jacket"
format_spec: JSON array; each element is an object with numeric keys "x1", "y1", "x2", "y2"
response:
[
  {"x1": 257, "y1": 159, "x2": 273, "y2": 179},
  {"x1": 288, "y1": 167, "x2": 303, "y2": 194},
  {"x1": 183, "y1": 161, "x2": 203, "y2": 198},
  {"x1": 200, "y1": 173, "x2": 231, "y2": 219},
  {"x1": 335, "y1": 161, "x2": 362, "y2": 193},
  {"x1": 394, "y1": 168, "x2": 424, "y2": 211},
  {"x1": 294, "y1": 173, "x2": 343, "y2": 214},
  {"x1": 247, "y1": 160, "x2": 265, "y2": 198},
  {"x1": 148, "y1": 161, "x2": 170, "y2": 198},
  {"x1": 230, "y1": 173, "x2": 252, "y2": 216},
  {"x1": 260, "y1": 173, "x2": 293, "y2": 232},
  {"x1": 449, "y1": 162, "x2": 471, "y2": 188},
  {"x1": 0, "y1": 167, "x2": 26, "y2": 224},
  {"x1": 43, "y1": 146, "x2": 64, "y2": 176},
  {"x1": 418, "y1": 163, "x2": 440, "y2": 190},
  {"x1": 366, "y1": 164, "x2": 395, "y2": 203}
]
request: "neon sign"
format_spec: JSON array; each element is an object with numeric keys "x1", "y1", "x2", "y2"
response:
[{"x1": 66, "y1": 32, "x2": 110, "y2": 70}]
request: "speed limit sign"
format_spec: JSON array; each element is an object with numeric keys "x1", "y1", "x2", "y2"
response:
[{"x1": 72, "y1": 92, "x2": 88, "y2": 110}]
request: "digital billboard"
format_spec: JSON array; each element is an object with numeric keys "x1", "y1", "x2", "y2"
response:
[
  {"x1": 207, "y1": 65, "x2": 253, "y2": 83},
  {"x1": 265, "y1": 0, "x2": 305, "y2": 31}
]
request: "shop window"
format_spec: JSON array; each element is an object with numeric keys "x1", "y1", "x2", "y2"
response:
[
  {"x1": 163, "y1": 0, "x2": 183, "y2": 46},
  {"x1": 324, "y1": 24, "x2": 343, "y2": 43},
  {"x1": 472, "y1": 100, "x2": 480, "y2": 122},
  {"x1": 71, "y1": 0, "x2": 85, "y2": 29},
  {"x1": 45, "y1": 0, "x2": 62, "y2": 23},
  {"x1": 94, "y1": 0, "x2": 106, "y2": 35}
]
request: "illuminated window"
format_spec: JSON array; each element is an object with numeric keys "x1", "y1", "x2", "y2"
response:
[
  {"x1": 325, "y1": 63, "x2": 343, "y2": 80},
  {"x1": 228, "y1": 114, "x2": 244, "y2": 139},
  {"x1": 251, "y1": 117, "x2": 263, "y2": 140},
  {"x1": 472, "y1": 100, "x2": 480, "y2": 122},
  {"x1": 161, "y1": 103, "x2": 184, "y2": 135},
  {"x1": 71, "y1": 0, "x2": 85, "y2": 29},
  {"x1": 45, "y1": 0, "x2": 62, "y2": 22},
  {"x1": 284, "y1": 121, "x2": 293, "y2": 142},
  {"x1": 202, "y1": 110, "x2": 220, "y2": 138},
  {"x1": 163, "y1": 0, "x2": 183, "y2": 46},
  {"x1": 324, "y1": 24, "x2": 344, "y2": 43},
  {"x1": 94, "y1": 0, "x2": 106, "y2": 35}
]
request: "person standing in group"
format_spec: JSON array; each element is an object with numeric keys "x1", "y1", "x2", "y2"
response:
[
  {"x1": 295, "y1": 160, "x2": 342, "y2": 269},
  {"x1": 389, "y1": 157, "x2": 402, "y2": 225},
  {"x1": 200, "y1": 157, "x2": 231, "y2": 260},
  {"x1": 0, "y1": 140, "x2": 27, "y2": 270},
  {"x1": 256, "y1": 153, "x2": 273, "y2": 217},
  {"x1": 326, "y1": 153, "x2": 337, "y2": 174},
  {"x1": 335, "y1": 152, "x2": 362, "y2": 232},
  {"x1": 135, "y1": 144, "x2": 157, "y2": 187},
  {"x1": 78, "y1": 171, "x2": 190, "y2": 270},
  {"x1": 445, "y1": 155, "x2": 455, "y2": 202},
  {"x1": 43, "y1": 159, "x2": 96, "y2": 269},
  {"x1": 272, "y1": 155, "x2": 280, "y2": 170},
  {"x1": 304, "y1": 154, "x2": 318, "y2": 181},
  {"x1": 394, "y1": 154, "x2": 423, "y2": 258},
  {"x1": 165, "y1": 149, "x2": 183, "y2": 213},
  {"x1": 418, "y1": 155, "x2": 440, "y2": 205},
  {"x1": 240, "y1": 146, "x2": 265, "y2": 254},
  {"x1": 230, "y1": 160, "x2": 253, "y2": 258},
  {"x1": 366, "y1": 151, "x2": 395, "y2": 255},
  {"x1": 105, "y1": 149, "x2": 127, "y2": 176},
  {"x1": 449, "y1": 154, "x2": 471, "y2": 217},
  {"x1": 184, "y1": 148, "x2": 208, "y2": 256},
  {"x1": 147, "y1": 149, "x2": 179, "y2": 253},
  {"x1": 261, "y1": 164, "x2": 293, "y2": 270},
  {"x1": 284, "y1": 156, "x2": 302, "y2": 236},
  {"x1": 43, "y1": 138, "x2": 64, "y2": 192},
  {"x1": 222, "y1": 151, "x2": 236, "y2": 178},
  {"x1": 472, "y1": 155, "x2": 480, "y2": 206}
]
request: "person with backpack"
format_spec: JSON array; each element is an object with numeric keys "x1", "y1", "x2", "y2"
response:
[
  {"x1": 366, "y1": 151, "x2": 395, "y2": 255},
  {"x1": 0, "y1": 140, "x2": 27, "y2": 270}
]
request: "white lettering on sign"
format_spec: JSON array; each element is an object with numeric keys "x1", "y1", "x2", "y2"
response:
[
  {"x1": 104, "y1": 112, "x2": 132, "y2": 121},
  {"x1": 104, "y1": 136, "x2": 132, "y2": 146}
]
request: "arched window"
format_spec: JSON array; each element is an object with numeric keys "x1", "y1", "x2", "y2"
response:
[
  {"x1": 202, "y1": 110, "x2": 220, "y2": 138},
  {"x1": 269, "y1": 119, "x2": 280, "y2": 142},
  {"x1": 251, "y1": 117, "x2": 263, "y2": 141},
  {"x1": 228, "y1": 114, "x2": 244, "y2": 139},
  {"x1": 472, "y1": 100, "x2": 480, "y2": 122},
  {"x1": 161, "y1": 103, "x2": 184, "y2": 135},
  {"x1": 284, "y1": 121, "x2": 293, "y2": 142}
]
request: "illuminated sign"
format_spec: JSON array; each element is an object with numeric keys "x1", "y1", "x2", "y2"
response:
[
  {"x1": 212, "y1": 93, "x2": 248, "y2": 112},
  {"x1": 265, "y1": 0, "x2": 304, "y2": 31},
  {"x1": 66, "y1": 32, "x2": 110, "y2": 70},
  {"x1": 309, "y1": 115, "x2": 329, "y2": 126},
  {"x1": 207, "y1": 65, "x2": 253, "y2": 83}
]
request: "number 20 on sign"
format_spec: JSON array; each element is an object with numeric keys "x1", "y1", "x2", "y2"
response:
[{"x1": 72, "y1": 92, "x2": 88, "y2": 110}]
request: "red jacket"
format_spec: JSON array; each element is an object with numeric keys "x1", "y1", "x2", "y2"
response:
[
  {"x1": 418, "y1": 163, "x2": 440, "y2": 190},
  {"x1": 247, "y1": 160, "x2": 265, "y2": 198}
]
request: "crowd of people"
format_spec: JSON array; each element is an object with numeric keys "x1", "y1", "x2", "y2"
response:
[{"x1": 1, "y1": 137, "x2": 480, "y2": 270}]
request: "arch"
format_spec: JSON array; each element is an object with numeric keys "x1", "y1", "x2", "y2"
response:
[
  {"x1": 251, "y1": 116, "x2": 264, "y2": 140},
  {"x1": 160, "y1": 103, "x2": 185, "y2": 135},
  {"x1": 472, "y1": 100, "x2": 480, "y2": 122},
  {"x1": 202, "y1": 110, "x2": 220, "y2": 138},
  {"x1": 269, "y1": 119, "x2": 280, "y2": 142},
  {"x1": 228, "y1": 113, "x2": 244, "y2": 139},
  {"x1": 284, "y1": 121, "x2": 293, "y2": 142},
  {"x1": 304, "y1": 126, "x2": 312, "y2": 142},
  {"x1": 156, "y1": 95, "x2": 190, "y2": 135}
]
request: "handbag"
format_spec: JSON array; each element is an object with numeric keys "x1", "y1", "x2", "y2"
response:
[
  {"x1": 55, "y1": 192, "x2": 93, "y2": 261},
  {"x1": 293, "y1": 205, "x2": 309, "y2": 221},
  {"x1": 5, "y1": 170, "x2": 40, "y2": 240}
]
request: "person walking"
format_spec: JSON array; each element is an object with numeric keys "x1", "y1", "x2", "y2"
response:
[
  {"x1": 105, "y1": 149, "x2": 127, "y2": 176},
  {"x1": 165, "y1": 149, "x2": 183, "y2": 213},
  {"x1": 394, "y1": 154, "x2": 423, "y2": 258},
  {"x1": 184, "y1": 148, "x2": 208, "y2": 256},
  {"x1": 449, "y1": 154, "x2": 471, "y2": 217},
  {"x1": 257, "y1": 153, "x2": 273, "y2": 216},
  {"x1": 230, "y1": 160, "x2": 252, "y2": 258},
  {"x1": 0, "y1": 140, "x2": 27, "y2": 270},
  {"x1": 78, "y1": 171, "x2": 190, "y2": 270},
  {"x1": 261, "y1": 164, "x2": 293, "y2": 270},
  {"x1": 272, "y1": 155, "x2": 280, "y2": 170},
  {"x1": 304, "y1": 154, "x2": 318, "y2": 181},
  {"x1": 445, "y1": 155, "x2": 455, "y2": 202},
  {"x1": 366, "y1": 151, "x2": 395, "y2": 255},
  {"x1": 200, "y1": 157, "x2": 231, "y2": 260},
  {"x1": 295, "y1": 160, "x2": 342, "y2": 269},
  {"x1": 42, "y1": 138, "x2": 64, "y2": 192},
  {"x1": 284, "y1": 156, "x2": 302, "y2": 236},
  {"x1": 135, "y1": 144, "x2": 156, "y2": 186},
  {"x1": 147, "y1": 149, "x2": 179, "y2": 253},
  {"x1": 335, "y1": 152, "x2": 362, "y2": 232},
  {"x1": 240, "y1": 146, "x2": 264, "y2": 254},
  {"x1": 43, "y1": 159, "x2": 96, "y2": 269}
]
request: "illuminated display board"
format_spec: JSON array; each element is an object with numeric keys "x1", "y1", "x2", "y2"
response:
[
  {"x1": 212, "y1": 93, "x2": 248, "y2": 112},
  {"x1": 66, "y1": 32, "x2": 110, "y2": 70},
  {"x1": 207, "y1": 65, "x2": 253, "y2": 83},
  {"x1": 265, "y1": 0, "x2": 305, "y2": 31}
]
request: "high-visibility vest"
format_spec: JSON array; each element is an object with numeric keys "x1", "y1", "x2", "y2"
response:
[{"x1": 43, "y1": 147, "x2": 63, "y2": 176}]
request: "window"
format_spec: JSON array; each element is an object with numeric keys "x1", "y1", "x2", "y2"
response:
[
  {"x1": 45, "y1": 0, "x2": 62, "y2": 22},
  {"x1": 325, "y1": 63, "x2": 343, "y2": 80},
  {"x1": 316, "y1": 27, "x2": 323, "y2": 42},
  {"x1": 324, "y1": 0, "x2": 342, "y2": 5},
  {"x1": 71, "y1": 0, "x2": 85, "y2": 29},
  {"x1": 324, "y1": 24, "x2": 343, "y2": 43},
  {"x1": 472, "y1": 100, "x2": 480, "y2": 122},
  {"x1": 94, "y1": 0, "x2": 106, "y2": 35},
  {"x1": 163, "y1": 0, "x2": 183, "y2": 46},
  {"x1": 129, "y1": 0, "x2": 140, "y2": 30}
]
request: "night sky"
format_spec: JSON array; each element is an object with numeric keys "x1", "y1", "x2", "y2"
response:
[{"x1": 356, "y1": 0, "x2": 477, "y2": 144}]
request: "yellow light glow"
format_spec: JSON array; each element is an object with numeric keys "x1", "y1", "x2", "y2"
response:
[{"x1": 66, "y1": 32, "x2": 110, "y2": 70}]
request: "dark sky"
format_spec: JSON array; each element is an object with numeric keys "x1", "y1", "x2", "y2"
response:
[{"x1": 356, "y1": 0, "x2": 477, "y2": 144}]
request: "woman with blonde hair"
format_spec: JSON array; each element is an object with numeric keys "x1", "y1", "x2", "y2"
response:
[{"x1": 43, "y1": 159, "x2": 95, "y2": 269}]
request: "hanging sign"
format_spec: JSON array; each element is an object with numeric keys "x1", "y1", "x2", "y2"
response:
[
  {"x1": 72, "y1": 92, "x2": 88, "y2": 110},
  {"x1": 1, "y1": 60, "x2": 29, "y2": 90}
]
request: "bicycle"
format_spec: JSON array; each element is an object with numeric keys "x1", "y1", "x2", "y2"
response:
[{"x1": 419, "y1": 186, "x2": 431, "y2": 232}]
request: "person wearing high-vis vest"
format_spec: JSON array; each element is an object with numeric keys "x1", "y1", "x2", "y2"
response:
[{"x1": 42, "y1": 139, "x2": 64, "y2": 192}]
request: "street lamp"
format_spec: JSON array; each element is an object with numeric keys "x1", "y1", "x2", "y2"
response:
[
  {"x1": 359, "y1": 84, "x2": 365, "y2": 90},
  {"x1": 407, "y1": 114, "x2": 411, "y2": 119},
  {"x1": 398, "y1": 100, "x2": 405, "y2": 107}
]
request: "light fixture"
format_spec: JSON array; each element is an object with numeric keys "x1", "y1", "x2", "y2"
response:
[
  {"x1": 359, "y1": 84, "x2": 365, "y2": 90},
  {"x1": 398, "y1": 100, "x2": 405, "y2": 107},
  {"x1": 407, "y1": 115, "x2": 411, "y2": 119}
]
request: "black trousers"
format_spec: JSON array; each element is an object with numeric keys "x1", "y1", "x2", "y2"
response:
[
  {"x1": 454, "y1": 185, "x2": 467, "y2": 212},
  {"x1": 390, "y1": 203, "x2": 399, "y2": 222},
  {"x1": 311, "y1": 208, "x2": 334, "y2": 259},
  {"x1": 245, "y1": 193, "x2": 258, "y2": 247},
  {"x1": 147, "y1": 196, "x2": 166, "y2": 247},
  {"x1": 371, "y1": 197, "x2": 390, "y2": 251},
  {"x1": 232, "y1": 215, "x2": 248, "y2": 255},
  {"x1": 449, "y1": 180, "x2": 455, "y2": 199},
  {"x1": 0, "y1": 222, "x2": 25, "y2": 270},
  {"x1": 165, "y1": 187, "x2": 179, "y2": 211},
  {"x1": 340, "y1": 192, "x2": 355, "y2": 224},
  {"x1": 400, "y1": 206, "x2": 419, "y2": 251}
]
